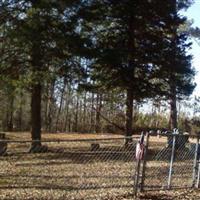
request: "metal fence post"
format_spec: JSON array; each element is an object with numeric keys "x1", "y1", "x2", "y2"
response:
[
  {"x1": 196, "y1": 162, "x2": 200, "y2": 188},
  {"x1": 134, "y1": 158, "x2": 141, "y2": 196},
  {"x1": 196, "y1": 137, "x2": 200, "y2": 188},
  {"x1": 167, "y1": 134, "x2": 176, "y2": 189},
  {"x1": 140, "y1": 132, "x2": 150, "y2": 192},
  {"x1": 192, "y1": 137, "x2": 199, "y2": 187},
  {"x1": 134, "y1": 132, "x2": 145, "y2": 196}
]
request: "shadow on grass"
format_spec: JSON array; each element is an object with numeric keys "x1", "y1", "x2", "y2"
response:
[
  {"x1": 0, "y1": 174, "x2": 132, "y2": 179},
  {"x1": 7, "y1": 145, "x2": 137, "y2": 166},
  {"x1": 139, "y1": 193, "x2": 173, "y2": 200},
  {"x1": 0, "y1": 182, "x2": 133, "y2": 191}
]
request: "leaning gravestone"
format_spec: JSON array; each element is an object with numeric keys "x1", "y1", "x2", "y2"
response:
[
  {"x1": 156, "y1": 130, "x2": 189, "y2": 160},
  {"x1": 167, "y1": 132, "x2": 189, "y2": 149},
  {"x1": 0, "y1": 133, "x2": 7, "y2": 155}
]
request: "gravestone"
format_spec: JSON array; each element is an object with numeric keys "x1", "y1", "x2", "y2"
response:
[{"x1": 167, "y1": 133, "x2": 189, "y2": 149}]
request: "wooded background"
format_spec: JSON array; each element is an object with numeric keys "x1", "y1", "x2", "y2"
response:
[{"x1": 0, "y1": 0, "x2": 200, "y2": 147}]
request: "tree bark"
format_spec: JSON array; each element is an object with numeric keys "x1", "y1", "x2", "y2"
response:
[
  {"x1": 125, "y1": 11, "x2": 135, "y2": 144},
  {"x1": 63, "y1": 86, "x2": 71, "y2": 132},
  {"x1": 63, "y1": 100, "x2": 69, "y2": 132},
  {"x1": 31, "y1": 83, "x2": 42, "y2": 148},
  {"x1": 90, "y1": 93, "x2": 95, "y2": 132},
  {"x1": 83, "y1": 91, "x2": 87, "y2": 131},
  {"x1": 74, "y1": 97, "x2": 79, "y2": 132},
  {"x1": 169, "y1": 85, "x2": 177, "y2": 130},
  {"x1": 7, "y1": 95, "x2": 14, "y2": 131},
  {"x1": 95, "y1": 94, "x2": 102, "y2": 133},
  {"x1": 30, "y1": 40, "x2": 42, "y2": 150},
  {"x1": 18, "y1": 91, "x2": 23, "y2": 131},
  {"x1": 125, "y1": 88, "x2": 134, "y2": 144},
  {"x1": 55, "y1": 80, "x2": 66, "y2": 132},
  {"x1": 44, "y1": 83, "x2": 49, "y2": 132},
  {"x1": 47, "y1": 80, "x2": 55, "y2": 132},
  {"x1": 169, "y1": 0, "x2": 178, "y2": 130}
]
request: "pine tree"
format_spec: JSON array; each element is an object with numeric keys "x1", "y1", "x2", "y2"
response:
[
  {"x1": 0, "y1": 0, "x2": 87, "y2": 150},
  {"x1": 80, "y1": 0, "x2": 190, "y2": 141},
  {"x1": 151, "y1": 0, "x2": 195, "y2": 130}
]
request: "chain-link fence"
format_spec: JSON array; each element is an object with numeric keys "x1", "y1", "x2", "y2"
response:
[
  {"x1": 0, "y1": 136, "x2": 138, "y2": 200},
  {"x1": 136, "y1": 132, "x2": 200, "y2": 194},
  {"x1": 1, "y1": 132, "x2": 200, "y2": 199}
]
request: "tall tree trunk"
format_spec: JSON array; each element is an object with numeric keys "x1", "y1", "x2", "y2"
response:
[
  {"x1": 44, "y1": 84, "x2": 49, "y2": 132},
  {"x1": 169, "y1": 85, "x2": 177, "y2": 130},
  {"x1": 7, "y1": 95, "x2": 14, "y2": 131},
  {"x1": 125, "y1": 88, "x2": 134, "y2": 144},
  {"x1": 31, "y1": 83, "x2": 42, "y2": 148},
  {"x1": 63, "y1": 86, "x2": 71, "y2": 132},
  {"x1": 79, "y1": 100, "x2": 83, "y2": 132},
  {"x1": 125, "y1": 11, "x2": 135, "y2": 144},
  {"x1": 74, "y1": 97, "x2": 79, "y2": 132},
  {"x1": 18, "y1": 91, "x2": 23, "y2": 131},
  {"x1": 55, "y1": 80, "x2": 66, "y2": 132},
  {"x1": 83, "y1": 91, "x2": 87, "y2": 131},
  {"x1": 169, "y1": 0, "x2": 178, "y2": 130},
  {"x1": 95, "y1": 94, "x2": 102, "y2": 133},
  {"x1": 90, "y1": 93, "x2": 95, "y2": 133},
  {"x1": 63, "y1": 100, "x2": 69, "y2": 132},
  {"x1": 30, "y1": 40, "x2": 42, "y2": 150},
  {"x1": 45, "y1": 80, "x2": 55, "y2": 133},
  {"x1": 68, "y1": 115, "x2": 72, "y2": 132}
]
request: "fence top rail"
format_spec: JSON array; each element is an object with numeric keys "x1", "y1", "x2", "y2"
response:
[
  {"x1": 145, "y1": 131, "x2": 199, "y2": 138},
  {"x1": 0, "y1": 136, "x2": 140, "y2": 143}
]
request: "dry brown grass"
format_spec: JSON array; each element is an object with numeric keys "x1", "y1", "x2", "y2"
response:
[
  {"x1": 5, "y1": 132, "x2": 127, "y2": 140},
  {"x1": 0, "y1": 132, "x2": 136, "y2": 199},
  {"x1": 0, "y1": 132, "x2": 198, "y2": 199}
]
